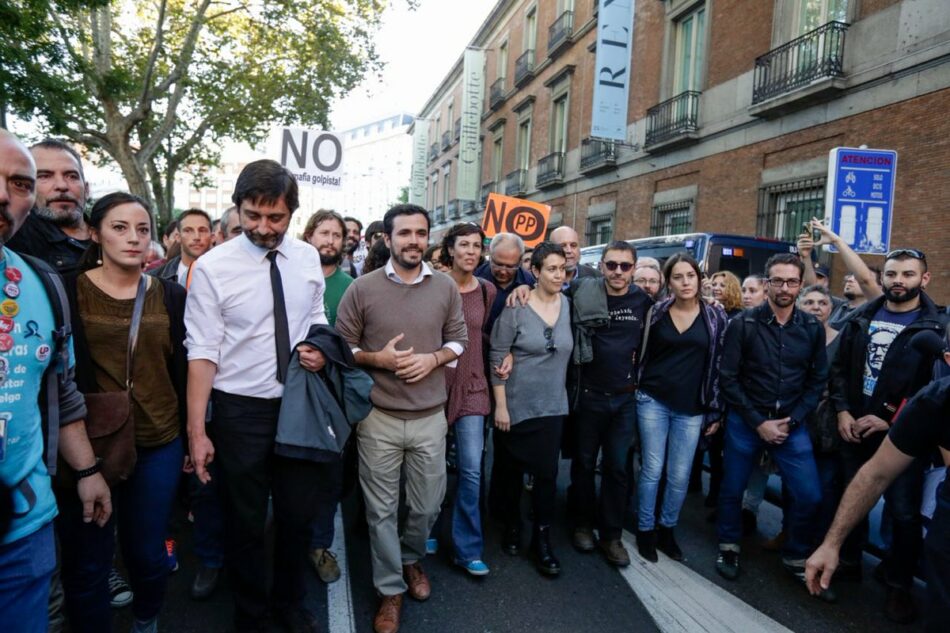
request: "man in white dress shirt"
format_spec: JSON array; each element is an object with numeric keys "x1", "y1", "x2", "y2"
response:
[{"x1": 185, "y1": 159, "x2": 328, "y2": 633}]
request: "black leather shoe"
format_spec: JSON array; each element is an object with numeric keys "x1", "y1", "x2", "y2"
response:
[
  {"x1": 275, "y1": 606, "x2": 319, "y2": 633},
  {"x1": 502, "y1": 524, "x2": 522, "y2": 556},
  {"x1": 657, "y1": 526, "x2": 683, "y2": 561},
  {"x1": 190, "y1": 565, "x2": 220, "y2": 601},
  {"x1": 531, "y1": 526, "x2": 561, "y2": 576},
  {"x1": 636, "y1": 529, "x2": 658, "y2": 563}
]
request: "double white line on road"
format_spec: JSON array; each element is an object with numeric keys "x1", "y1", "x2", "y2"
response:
[{"x1": 618, "y1": 532, "x2": 794, "y2": 633}]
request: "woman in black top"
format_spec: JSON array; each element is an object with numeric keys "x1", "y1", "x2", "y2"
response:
[{"x1": 635, "y1": 253, "x2": 727, "y2": 562}]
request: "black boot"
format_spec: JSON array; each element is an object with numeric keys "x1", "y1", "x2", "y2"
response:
[
  {"x1": 531, "y1": 526, "x2": 561, "y2": 576},
  {"x1": 657, "y1": 526, "x2": 683, "y2": 561},
  {"x1": 502, "y1": 523, "x2": 522, "y2": 556},
  {"x1": 636, "y1": 529, "x2": 658, "y2": 563}
]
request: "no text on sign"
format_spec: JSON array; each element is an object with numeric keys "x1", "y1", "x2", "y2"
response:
[
  {"x1": 824, "y1": 147, "x2": 897, "y2": 255},
  {"x1": 481, "y1": 193, "x2": 551, "y2": 248}
]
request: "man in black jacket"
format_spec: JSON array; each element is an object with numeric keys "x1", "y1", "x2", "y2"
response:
[
  {"x1": 829, "y1": 248, "x2": 947, "y2": 623},
  {"x1": 149, "y1": 209, "x2": 212, "y2": 288}
]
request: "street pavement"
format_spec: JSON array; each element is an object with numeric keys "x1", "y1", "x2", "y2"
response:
[{"x1": 115, "y1": 459, "x2": 926, "y2": 633}]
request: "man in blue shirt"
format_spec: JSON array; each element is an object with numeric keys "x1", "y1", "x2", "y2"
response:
[{"x1": 0, "y1": 130, "x2": 111, "y2": 633}]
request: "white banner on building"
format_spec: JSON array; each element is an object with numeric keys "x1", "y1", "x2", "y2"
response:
[
  {"x1": 457, "y1": 48, "x2": 485, "y2": 201},
  {"x1": 274, "y1": 127, "x2": 343, "y2": 189},
  {"x1": 591, "y1": 0, "x2": 636, "y2": 142},
  {"x1": 409, "y1": 119, "x2": 430, "y2": 206}
]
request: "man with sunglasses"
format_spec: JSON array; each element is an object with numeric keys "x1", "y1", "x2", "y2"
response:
[
  {"x1": 716, "y1": 253, "x2": 830, "y2": 596},
  {"x1": 827, "y1": 247, "x2": 947, "y2": 623},
  {"x1": 566, "y1": 241, "x2": 652, "y2": 566}
]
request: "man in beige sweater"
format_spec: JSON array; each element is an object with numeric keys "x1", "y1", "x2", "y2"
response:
[{"x1": 335, "y1": 204, "x2": 467, "y2": 633}]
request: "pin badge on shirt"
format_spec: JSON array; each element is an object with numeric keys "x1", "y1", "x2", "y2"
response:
[
  {"x1": 0, "y1": 333, "x2": 13, "y2": 353},
  {"x1": 3, "y1": 282, "x2": 20, "y2": 299},
  {"x1": 4, "y1": 267, "x2": 22, "y2": 283},
  {"x1": 35, "y1": 343, "x2": 52, "y2": 362},
  {"x1": 0, "y1": 299, "x2": 18, "y2": 317},
  {"x1": 0, "y1": 316, "x2": 13, "y2": 334}
]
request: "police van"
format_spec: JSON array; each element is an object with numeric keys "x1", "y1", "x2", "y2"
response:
[{"x1": 579, "y1": 232, "x2": 798, "y2": 277}]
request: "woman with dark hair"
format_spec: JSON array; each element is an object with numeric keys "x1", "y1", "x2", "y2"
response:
[
  {"x1": 58, "y1": 192, "x2": 187, "y2": 633},
  {"x1": 710, "y1": 270, "x2": 743, "y2": 317},
  {"x1": 489, "y1": 242, "x2": 573, "y2": 576},
  {"x1": 361, "y1": 237, "x2": 390, "y2": 275},
  {"x1": 635, "y1": 252, "x2": 727, "y2": 563},
  {"x1": 430, "y1": 223, "x2": 496, "y2": 575},
  {"x1": 423, "y1": 244, "x2": 448, "y2": 273}
]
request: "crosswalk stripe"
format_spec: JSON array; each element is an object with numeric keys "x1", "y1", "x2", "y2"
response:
[
  {"x1": 618, "y1": 531, "x2": 795, "y2": 633},
  {"x1": 328, "y1": 503, "x2": 356, "y2": 633}
]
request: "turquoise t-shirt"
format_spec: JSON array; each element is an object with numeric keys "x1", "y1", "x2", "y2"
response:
[{"x1": 0, "y1": 249, "x2": 63, "y2": 544}]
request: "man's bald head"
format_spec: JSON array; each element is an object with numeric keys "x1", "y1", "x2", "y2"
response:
[
  {"x1": 549, "y1": 225, "x2": 581, "y2": 271},
  {"x1": 0, "y1": 131, "x2": 37, "y2": 246}
]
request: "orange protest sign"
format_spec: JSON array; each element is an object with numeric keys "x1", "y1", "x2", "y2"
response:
[{"x1": 480, "y1": 193, "x2": 551, "y2": 247}]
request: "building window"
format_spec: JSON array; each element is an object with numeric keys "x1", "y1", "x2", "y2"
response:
[
  {"x1": 794, "y1": 0, "x2": 848, "y2": 36},
  {"x1": 557, "y1": 0, "x2": 574, "y2": 13},
  {"x1": 516, "y1": 118, "x2": 532, "y2": 171},
  {"x1": 442, "y1": 164, "x2": 451, "y2": 217},
  {"x1": 491, "y1": 134, "x2": 504, "y2": 184},
  {"x1": 551, "y1": 93, "x2": 569, "y2": 153},
  {"x1": 525, "y1": 6, "x2": 537, "y2": 51},
  {"x1": 430, "y1": 173, "x2": 438, "y2": 211},
  {"x1": 673, "y1": 4, "x2": 707, "y2": 93},
  {"x1": 498, "y1": 40, "x2": 508, "y2": 80},
  {"x1": 586, "y1": 215, "x2": 613, "y2": 245},
  {"x1": 650, "y1": 200, "x2": 694, "y2": 236},
  {"x1": 757, "y1": 177, "x2": 826, "y2": 242}
]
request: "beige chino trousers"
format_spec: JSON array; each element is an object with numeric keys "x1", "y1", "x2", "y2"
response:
[{"x1": 357, "y1": 407, "x2": 447, "y2": 596}]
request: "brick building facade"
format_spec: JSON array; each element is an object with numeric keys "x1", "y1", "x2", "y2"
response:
[{"x1": 416, "y1": 0, "x2": 950, "y2": 302}]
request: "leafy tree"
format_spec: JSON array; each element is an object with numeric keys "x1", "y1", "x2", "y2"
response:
[{"x1": 0, "y1": 0, "x2": 397, "y2": 221}]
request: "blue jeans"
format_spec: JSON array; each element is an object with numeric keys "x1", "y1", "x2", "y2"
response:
[
  {"x1": 0, "y1": 522, "x2": 55, "y2": 633},
  {"x1": 190, "y1": 461, "x2": 225, "y2": 568},
  {"x1": 59, "y1": 437, "x2": 183, "y2": 631},
  {"x1": 570, "y1": 389, "x2": 637, "y2": 540},
  {"x1": 717, "y1": 413, "x2": 821, "y2": 559},
  {"x1": 636, "y1": 391, "x2": 704, "y2": 531},
  {"x1": 451, "y1": 415, "x2": 485, "y2": 562}
]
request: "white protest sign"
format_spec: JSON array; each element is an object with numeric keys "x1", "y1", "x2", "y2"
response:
[{"x1": 274, "y1": 127, "x2": 343, "y2": 189}]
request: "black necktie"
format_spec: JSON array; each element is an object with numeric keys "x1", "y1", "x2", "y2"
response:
[{"x1": 267, "y1": 251, "x2": 291, "y2": 383}]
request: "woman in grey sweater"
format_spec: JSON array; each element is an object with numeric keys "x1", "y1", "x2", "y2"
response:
[{"x1": 490, "y1": 242, "x2": 573, "y2": 576}]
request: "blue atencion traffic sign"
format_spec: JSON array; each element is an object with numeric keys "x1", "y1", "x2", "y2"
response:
[{"x1": 824, "y1": 147, "x2": 897, "y2": 254}]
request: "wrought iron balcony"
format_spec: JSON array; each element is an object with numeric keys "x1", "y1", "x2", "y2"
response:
[
  {"x1": 429, "y1": 142, "x2": 439, "y2": 162},
  {"x1": 548, "y1": 11, "x2": 574, "y2": 56},
  {"x1": 579, "y1": 138, "x2": 618, "y2": 174},
  {"x1": 447, "y1": 199, "x2": 460, "y2": 219},
  {"x1": 504, "y1": 169, "x2": 528, "y2": 196},
  {"x1": 645, "y1": 91, "x2": 701, "y2": 149},
  {"x1": 752, "y1": 21, "x2": 848, "y2": 105},
  {"x1": 514, "y1": 49, "x2": 536, "y2": 87},
  {"x1": 453, "y1": 118, "x2": 461, "y2": 142},
  {"x1": 461, "y1": 200, "x2": 478, "y2": 216},
  {"x1": 480, "y1": 182, "x2": 495, "y2": 207},
  {"x1": 441, "y1": 131, "x2": 451, "y2": 151},
  {"x1": 489, "y1": 77, "x2": 506, "y2": 110},
  {"x1": 536, "y1": 152, "x2": 565, "y2": 188},
  {"x1": 434, "y1": 206, "x2": 445, "y2": 223}
]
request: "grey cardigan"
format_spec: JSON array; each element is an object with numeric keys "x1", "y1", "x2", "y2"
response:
[{"x1": 489, "y1": 299, "x2": 573, "y2": 425}]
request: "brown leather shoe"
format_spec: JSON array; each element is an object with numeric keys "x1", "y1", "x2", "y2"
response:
[
  {"x1": 373, "y1": 593, "x2": 402, "y2": 633},
  {"x1": 402, "y1": 562, "x2": 431, "y2": 601}
]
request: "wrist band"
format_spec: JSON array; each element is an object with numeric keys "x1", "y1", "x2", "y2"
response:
[
  {"x1": 432, "y1": 352, "x2": 440, "y2": 366},
  {"x1": 75, "y1": 457, "x2": 103, "y2": 480}
]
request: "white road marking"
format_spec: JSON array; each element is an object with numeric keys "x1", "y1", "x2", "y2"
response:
[
  {"x1": 618, "y1": 531, "x2": 795, "y2": 633},
  {"x1": 328, "y1": 503, "x2": 356, "y2": 633}
]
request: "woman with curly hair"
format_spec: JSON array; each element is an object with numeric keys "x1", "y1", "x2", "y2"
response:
[{"x1": 710, "y1": 270, "x2": 743, "y2": 318}]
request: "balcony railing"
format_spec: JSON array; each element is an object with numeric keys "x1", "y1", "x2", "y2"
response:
[
  {"x1": 514, "y1": 49, "x2": 536, "y2": 86},
  {"x1": 429, "y1": 142, "x2": 439, "y2": 162},
  {"x1": 480, "y1": 182, "x2": 495, "y2": 207},
  {"x1": 536, "y1": 152, "x2": 565, "y2": 188},
  {"x1": 645, "y1": 91, "x2": 701, "y2": 148},
  {"x1": 489, "y1": 77, "x2": 506, "y2": 110},
  {"x1": 461, "y1": 200, "x2": 477, "y2": 216},
  {"x1": 453, "y1": 118, "x2": 461, "y2": 142},
  {"x1": 441, "y1": 131, "x2": 451, "y2": 151},
  {"x1": 447, "y1": 199, "x2": 460, "y2": 219},
  {"x1": 579, "y1": 138, "x2": 618, "y2": 174},
  {"x1": 505, "y1": 169, "x2": 528, "y2": 196},
  {"x1": 752, "y1": 21, "x2": 848, "y2": 105},
  {"x1": 434, "y1": 206, "x2": 445, "y2": 223},
  {"x1": 548, "y1": 11, "x2": 574, "y2": 56}
]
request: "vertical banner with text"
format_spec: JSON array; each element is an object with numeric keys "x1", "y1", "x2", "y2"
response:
[
  {"x1": 409, "y1": 119, "x2": 430, "y2": 206},
  {"x1": 591, "y1": 0, "x2": 636, "y2": 142},
  {"x1": 457, "y1": 48, "x2": 485, "y2": 201}
]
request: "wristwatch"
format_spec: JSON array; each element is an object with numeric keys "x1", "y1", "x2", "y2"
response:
[{"x1": 75, "y1": 457, "x2": 103, "y2": 480}]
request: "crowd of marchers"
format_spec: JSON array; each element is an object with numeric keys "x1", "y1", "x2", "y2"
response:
[{"x1": 1, "y1": 129, "x2": 949, "y2": 633}]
